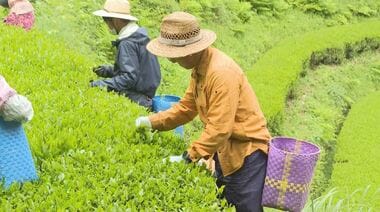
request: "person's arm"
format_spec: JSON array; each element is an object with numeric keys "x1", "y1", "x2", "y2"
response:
[
  {"x1": 93, "y1": 65, "x2": 115, "y2": 78},
  {"x1": 149, "y1": 81, "x2": 198, "y2": 131},
  {"x1": 102, "y1": 41, "x2": 140, "y2": 91},
  {"x1": 187, "y1": 70, "x2": 240, "y2": 161}
]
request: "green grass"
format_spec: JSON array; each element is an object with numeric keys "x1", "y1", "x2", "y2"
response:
[
  {"x1": 28, "y1": 0, "x2": 378, "y2": 104},
  {"x1": 281, "y1": 52, "x2": 380, "y2": 197},
  {"x1": 246, "y1": 20, "x2": 380, "y2": 133},
  {"x1": 327, "y1": 91, "x2": 380, "y2": 209},
  {"x1": 303, "y1": 187, "x2": 380, "y2": 211},
  {"x1": 264, "y1": 52, "x2": 380, "y2": 209},
  {"x1": 29, "y1": 0, "x2": 340, "y2": 99}
]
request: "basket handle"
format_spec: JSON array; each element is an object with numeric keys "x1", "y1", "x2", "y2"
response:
[{"x1": 294, "y1": 139, "x2": 303, "y2": 154}]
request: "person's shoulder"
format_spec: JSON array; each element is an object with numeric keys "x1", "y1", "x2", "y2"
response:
[
  {"x1": 206, "y1": 51, "x2": 243, "y2": 85},
  {"x1": 209, "y1": 49, "x2": 241, "y2": 73},
  {"x1": 118, "y1": 38, "x2": 138, "y2": 48}
]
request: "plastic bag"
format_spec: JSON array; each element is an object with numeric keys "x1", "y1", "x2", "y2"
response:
[
  {"x1": 0, "y1": 75, "x2": 16, "y2": 107},
  {"x1": 1, "y1": 94, "x2": 34, "y2": 123}
]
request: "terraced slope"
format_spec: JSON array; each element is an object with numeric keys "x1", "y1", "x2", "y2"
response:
[
  {"x1": 329, "y1": 92, "x2": 380, "y2": 210},
  {"x1": 247, "y1": 20, "x2": 380, "y2": 132},
  {"x1": 281, "y1": 52, "x2": 380, "y2": 196},
  {"x1": 246, "y1": 19, "x2": 380, "y2": 200}
]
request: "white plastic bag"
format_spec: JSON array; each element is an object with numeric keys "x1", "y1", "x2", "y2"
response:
[
  {"x1": 1, "y1": 94, "x2": 34, "y2": 123},
  {"x1": 0, "y1": 75, "x2": 16, "y2": 107}
]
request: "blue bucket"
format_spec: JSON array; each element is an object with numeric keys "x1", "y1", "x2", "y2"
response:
[
  {"x1": 152, "y1": 95, "x2": 184, "y2": 137},
  {"x1": 0, "y1": 118, "x2": 38, "y2": 187}
]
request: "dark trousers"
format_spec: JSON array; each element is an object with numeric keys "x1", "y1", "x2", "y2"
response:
[{"x1": 214, "y1": 150, "x2": 267, "y2": 212}]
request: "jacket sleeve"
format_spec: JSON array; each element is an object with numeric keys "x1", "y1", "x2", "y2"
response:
[
  {"x1": 102, "y1": 41, "x2": 139, "y2": 91},
  {"x1": 149, "y1": 81, "x2": 198, "y2": 131},
  {"x1": 187, "y1": 71, "x2": 240, "y2": 161},
  {"x1": 101, "y1": 65, "x2": 115, "y2": 78}
]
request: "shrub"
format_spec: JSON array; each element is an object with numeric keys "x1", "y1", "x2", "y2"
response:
[
  {"x1": 34, "y1": 0, "x2": 113, "y2": 61},
  {"x1": 328, "y1": 91, "x2": 380, "y2": 209},
  {"x1": 0, "y1": 25, "x2": 227, "y2": 210},
  {"x1": 280, "y1": 52, "x2": 380, "y2": 198},
  {"x1": 304, "y1": 187, "x2": 380, "y2": 211},
  {"x1": 246, "y1": 20, "x2": 380, "y2": 133}
]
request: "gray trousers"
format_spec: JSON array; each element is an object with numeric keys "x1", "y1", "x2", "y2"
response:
[{"x1": 214, "y1": 150, "x2": 267, "y2": 212}]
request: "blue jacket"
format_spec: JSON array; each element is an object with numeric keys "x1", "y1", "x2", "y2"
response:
[{"x1": 101, "y1": 27, "x2": 161, "y2": 107}]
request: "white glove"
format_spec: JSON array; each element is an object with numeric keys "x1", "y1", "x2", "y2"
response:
[
  {"x1": 135, "y1": 116, "x2": 152, "y2": 129},
  {"x1": 169, "y1": 155, "x2": 183, "y2": 163},
  {"x1": 1, "y1": 94, "x2": 34, "y2": 123},
  {"x1": 198, "y1": 158, "x2": 215, "y2": 174}
]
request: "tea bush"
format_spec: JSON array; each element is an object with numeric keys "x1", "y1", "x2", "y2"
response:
[
  {"x1": 281, "y1": 52, "x2": 380, "y2": 197},
  {"x1": 329, "y1": 91, "x2": 380, "y2": 209},
  {"x1": 242, "y1": 0, "x2": 380, "y2": 23},
  {"x1": 246, "y1": 20, "x2": 380, "y2": 199},
  {"x1": 0, "y1": 25, "x2": 228, "y2": 210},
  {"x1": 31, "y1": 0, "x2": 253, "y2": 61},
  {"x1": 246, "y1": 19, "x2": 380, "y2": 133}
]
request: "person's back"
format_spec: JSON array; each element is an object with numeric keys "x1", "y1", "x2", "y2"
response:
[
  {"x1": 111, "y1": 27, "x2": 161, "y2": 103},
  {"x1": 203, "y1": 47, "x2": 270, "y2": 142}
]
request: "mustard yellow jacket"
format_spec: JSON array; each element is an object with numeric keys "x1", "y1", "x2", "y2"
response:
[{"x1": 149, "y1": 47, "x2": 271, "y2": 176}]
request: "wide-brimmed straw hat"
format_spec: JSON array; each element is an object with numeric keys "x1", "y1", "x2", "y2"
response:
[
  {"x1": 93, "y1": 0, "x2": 138, "y2": 21},
  {"x1": 147, "y1": 12, "x2": 216, "y2": 58}
]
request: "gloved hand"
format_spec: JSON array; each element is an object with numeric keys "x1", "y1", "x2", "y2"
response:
[
  {"x1": 182, "y1": 151, "x2": 193, "y2": 164},
  {"x1": 198, "y1": 158, "x2": 215, "y2": 174},
  {"x1": 1, "y1": 94, "x2": 34, "y2": 123},
  {"x1": 135, "y1": 116, "x2": 152, "y2": 129},
  {"x1": 92, "y1": 65, "x2": 113, "y2": 78},
  {"x1": 90, "y1": 80, "x2": 108, "y2": 88}
]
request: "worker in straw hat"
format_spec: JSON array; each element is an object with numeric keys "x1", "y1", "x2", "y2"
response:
[
  {"x1": 135, "y1": 12, "x2": 271, "y2": 211},
  {"x1": 91, "y1": 0, "x2": 161, "y2": 109}
]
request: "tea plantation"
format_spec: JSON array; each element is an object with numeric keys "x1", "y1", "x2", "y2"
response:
[{"x1": 0, "y1": 0, "x2": 379, "y2": 210}]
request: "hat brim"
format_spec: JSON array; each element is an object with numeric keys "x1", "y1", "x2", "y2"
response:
[
  {"x1": 93, "y1": 10, "x2": 138, "y2": 21},
  {"x1": 147, "y1": 30, "x2": 216, "y2": 58}
]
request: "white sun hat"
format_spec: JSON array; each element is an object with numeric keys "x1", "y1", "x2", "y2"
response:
[{"x1": 93, "y1": 0, "x2": 138, "y2": 21}]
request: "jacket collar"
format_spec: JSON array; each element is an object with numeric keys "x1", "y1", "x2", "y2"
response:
[
  {"x1": 118, "y1": 22, "x2": 139, "y2": 40},
  {"x1": 111, "y1": 22, "x2": 139, "y2": 46},
  {"x1": 192, "y1": 47, "x2": 212, "y2": 79}
]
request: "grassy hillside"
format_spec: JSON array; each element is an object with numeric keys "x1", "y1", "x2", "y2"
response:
[
  {"x1": 282, "y1": 51, "x2": 380, "y2": 197},
  {"x1": 247, "y1": 20, "x2": 380, "y2": 132},
  {"x1": 329, "y1": 91, "x2": 380, "y2": 209}
]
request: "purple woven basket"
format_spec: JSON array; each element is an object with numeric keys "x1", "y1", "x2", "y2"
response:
[{"x1": 262, "y1": 137, "x2": 320, "y2": 212}]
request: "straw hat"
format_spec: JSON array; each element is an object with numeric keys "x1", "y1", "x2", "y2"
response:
[
  {"x1": 147, "y1": 12, "x2": 216, "y2": 58},
  {"x1": 93, "y1": 0, "x2": 138, "y2": 21}
]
